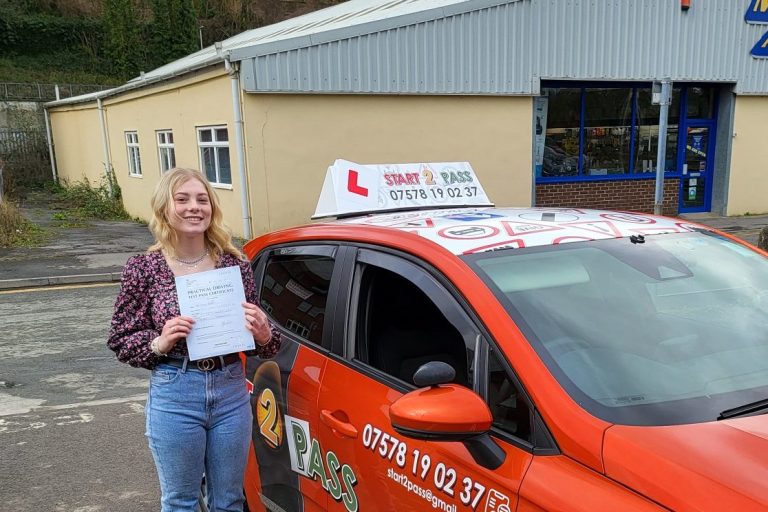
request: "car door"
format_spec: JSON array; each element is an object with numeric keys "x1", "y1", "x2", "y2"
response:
[
  {"x1": 317, "y1": 247, "x2": 542, "y2": 512},
  {"x1": 245, "y1": 244, "x2": 345, "y2": 512}
]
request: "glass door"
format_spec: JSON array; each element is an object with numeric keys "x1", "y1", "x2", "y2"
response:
[{"x1": 678, "y1": 122, "x2": 714, "y2": 213}]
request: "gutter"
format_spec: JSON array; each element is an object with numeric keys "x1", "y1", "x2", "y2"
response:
[{"x1": 225, "y1": 53, "x2": 253, "y2": 239}]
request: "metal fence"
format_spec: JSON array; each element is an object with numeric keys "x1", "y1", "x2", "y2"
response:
[
  {"x1": 0, "y1": 128, "x2": 50, "y2": 185},
  {"x1": 0, "y1": 129, "x2": 47, "y2": 158},
  {"x1": 0, "y1": 82, "x2": 113, "y2": 102}
]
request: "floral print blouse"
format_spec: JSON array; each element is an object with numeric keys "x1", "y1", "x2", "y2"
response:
[{"x1": 108, "y1": 251, "x2": 281, "y2": 369}]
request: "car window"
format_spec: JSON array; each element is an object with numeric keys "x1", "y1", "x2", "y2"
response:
[
  {"x1": 351, "y1": 252, "x2": 477, "y2": 389},
  {"x1": 487, "y1": 347, "x2": 533, "y2": 444},
  {"x1": 259, "y1": 249, "x2": 335, "y2": 346}
]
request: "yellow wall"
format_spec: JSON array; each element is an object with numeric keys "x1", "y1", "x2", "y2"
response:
[
  {"x1": 49, "y1": 105, "x2": 105, "y2": 186},
  {"x1": 102, "y1": 69, "x2": 241, "y2": 228},
  {"x1": 51, "y1": 78, "x2": 534, "y2": 238},
  {"x1": 242, "y1": 94, "x2": 533, "y2": 233},
  {"x1": 729, "y1": 96, "x2": 768, "y2": 215},
  {"x1": 49, "y1": 67, "x2": 246, "y2": 234}
]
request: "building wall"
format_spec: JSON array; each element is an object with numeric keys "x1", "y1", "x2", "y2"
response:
[
  {"x1": 536, "y1": 178, "x2": 680, "y2": 216},
  {"x1": 728, "y1": 96, "x2": 768, "y2": 216},
  {"x1": 238, "y1": 0, "x2": 768, "y2": 96},
  {"x1": 50, "y1": 68, "x2": 249, "y2": 234},
  {"x1": 49, "y1": 104, "x2": 105, "y2": 186},
  {"x1": 241, "y1": 94, "x2": 533, "y2": 233}
]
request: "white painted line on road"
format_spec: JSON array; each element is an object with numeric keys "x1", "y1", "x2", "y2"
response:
[
  {"x1": 0, "y1": 393, "x2": 46, "y2": 416},
  {"x1": 54, "y1": 412, "x2": 94, "y2": 425},
  {"x1": 0, "y1": 393, "x2": 147, "y2": 417},
  {"x1": 0, "y1": 419, "x2": 47, "y2": 434},
  {"x1": 119, "y1": 402, "x2": 145, "y2": 418},
  {"x1": 36, "y1": 393, "x2": 148, "y2": 412}
]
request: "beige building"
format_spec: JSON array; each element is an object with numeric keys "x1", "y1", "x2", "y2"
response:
[{"x1": 47, "y1": 0, "x2": 768, "y2": 238}]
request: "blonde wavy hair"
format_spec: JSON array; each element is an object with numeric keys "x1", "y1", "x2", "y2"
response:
[{"x1": 148, "y1": 168, "x2": 242, "y2": 261}]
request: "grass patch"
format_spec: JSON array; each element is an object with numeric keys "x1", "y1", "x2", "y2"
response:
[
  {"x1": 0, "y1": 200, "x2": 48, "y2": 247},
  {"x1": 48, "y1": 177, "x2": 131, "y2": 222}
]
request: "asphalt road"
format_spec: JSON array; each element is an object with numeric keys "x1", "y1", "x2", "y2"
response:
[{"x1": 0, "y1": 283, "x2": 159, "y2": 511}]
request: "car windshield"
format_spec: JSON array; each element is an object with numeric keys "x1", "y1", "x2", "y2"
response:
[{"x1": 463, "y1": 231, "x2": 768, "y2": 425}]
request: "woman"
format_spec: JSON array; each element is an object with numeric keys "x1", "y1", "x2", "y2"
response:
[{"x1": 108, "y1": 168, "x2": 280, "y2": 512}]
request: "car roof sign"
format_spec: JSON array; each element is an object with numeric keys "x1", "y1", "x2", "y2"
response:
[{"x1": 312, "y1": 159, "x2": 494, "y2": 219}]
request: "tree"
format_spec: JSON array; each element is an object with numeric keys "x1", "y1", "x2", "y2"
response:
[
  {"x1": 171, "y1": 0, "x2": 198, "y2": 56},
  {"x1": 103, "y1": 0, "x2": 143, "y2": 78},
  {"x1": 148, "y1": 0, "x2": 198, "y2": 69}
]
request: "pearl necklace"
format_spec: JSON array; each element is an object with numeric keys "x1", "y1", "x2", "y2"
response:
[{"x1": 171, "y1": 249, "x2": 209, "y2": 267}]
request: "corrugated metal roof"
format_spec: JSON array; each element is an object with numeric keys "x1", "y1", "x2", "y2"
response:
[
  {"x1": 240, "y1": 2, "x2": 534, "y2": 94},
  {"x1": 49, "y1": 0, "x2": 514, "y2": 106},
  {"x1": 530, "y1": 0, "x2": 767, "y2": 94},
  {"x1": 237, "y1": 0, "x2": 768, "y2": 95},
  {"x1": 48, "y1": 0, "x2": 768, "y2": 106}
]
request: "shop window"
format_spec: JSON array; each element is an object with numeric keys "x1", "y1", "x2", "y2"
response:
[
  {"x1": 125, "y1": 131, "x2": 141, "y2": 176},
  {"x1": 633, "y1": 88, "x2": 681, "y2": 175},
  {"x1": 583, "y1": 88, "x2": 633, "y2": 176},
  {"x1": 687, "y1": 87, "x2": 715, "y2": 119},
  {"x1": 542, "y1": 89, "x2": 581, "y2": 178},
  {"x1": 156, "y1": 130, "x2": 176, "y2": 173},
  {"x1": 197, "y1": 126, "x2": 231, "y2": 185},
  {"x1": 538, "y1": 84, "x2": 715, "y2": 182},
  {"x1": 260, "y1": 253, "x2": 335, "y2": 346}
]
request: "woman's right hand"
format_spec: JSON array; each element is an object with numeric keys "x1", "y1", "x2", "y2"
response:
[{"x1": 157, "y1": 316, "x2": 195, "y2": 354}]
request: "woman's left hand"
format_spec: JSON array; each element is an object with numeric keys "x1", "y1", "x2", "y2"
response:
[{"x1": 242, "y1": 302, "x2": 271, "y2": 345}]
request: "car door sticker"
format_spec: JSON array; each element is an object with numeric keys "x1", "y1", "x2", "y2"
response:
[
  {"x1": 286, "y1": 415, "x2": 359, "y2": 512},
  {"x1": 362, "y1": 422, "x2": 509, "y2": 512},
  {"x1": 256, "y1": 385, "x2": 283, "y2": 449},
  {"x1": 484, "y1": 489, "x2": 512, "y2": 512},
  {"x1": 248, "y1": 342, "x2": 304, "y2": 512}
]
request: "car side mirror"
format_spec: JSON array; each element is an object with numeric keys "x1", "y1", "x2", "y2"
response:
[{"x1": 389, "y1": 362, "x2": 507, "y2": 470}]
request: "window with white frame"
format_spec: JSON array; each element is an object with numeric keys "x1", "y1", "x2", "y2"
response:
[
  {"x1": 197, "y1": 126, "x2": 231, "y2": 185},
  {"x1": 125, "y1": 131, "x2": 141, "y2": 176},
  {"x1": 156, "y1": 130, "x2": 176, "y2": 173}
]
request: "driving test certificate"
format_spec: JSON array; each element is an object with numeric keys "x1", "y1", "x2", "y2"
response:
[{"x1": 175, "y1": 266, "x2": 255, "y2": 360}]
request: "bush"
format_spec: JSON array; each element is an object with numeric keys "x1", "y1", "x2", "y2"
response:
[
  {"x1": 53, "y1": 176, "x2": 130, "y2": 221},
  {"x1": 0, "y1": 199, "x2": 46, "y2": 247}
]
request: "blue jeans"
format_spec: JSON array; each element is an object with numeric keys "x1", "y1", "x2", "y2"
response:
[{"x1": 146, "y1": 361, "x2": 252, "y2": 512}]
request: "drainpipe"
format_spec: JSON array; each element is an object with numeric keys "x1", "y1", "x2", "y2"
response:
[
  {"x1": 97, "y1": 97, "x2": 114, "y2": 197},
  {"x1": 43, "y1": 107, "x2": 57, "y2": 182},
  {"x1": 225, "y1": 55, "x2": 252, "y2": 239}
]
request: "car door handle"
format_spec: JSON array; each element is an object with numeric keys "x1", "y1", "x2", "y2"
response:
[{"x1": 320, "y1": 409, "x2": 358, "y2": 438}]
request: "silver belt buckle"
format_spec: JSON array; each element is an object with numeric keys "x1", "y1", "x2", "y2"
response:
[{"x1": 197, "y1": 358, "x2": 216, "y2": 371}]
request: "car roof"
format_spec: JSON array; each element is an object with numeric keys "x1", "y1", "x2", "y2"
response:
[{"x1": 335, "y1": 207, "x2": 704, "y2": 255}]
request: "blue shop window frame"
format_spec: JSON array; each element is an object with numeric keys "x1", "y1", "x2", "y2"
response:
[{"x1": 536, "y1": 82, "x2": 718, "y2": 185}]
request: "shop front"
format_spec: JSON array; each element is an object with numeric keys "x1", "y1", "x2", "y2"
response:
[{"x1": 534, "y1": 81, "x2": 722, "y2": 215}]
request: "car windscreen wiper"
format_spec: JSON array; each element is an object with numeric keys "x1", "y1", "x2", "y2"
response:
[{"x1": 717, "y1": 398, "x2": 768, "y2": 420}]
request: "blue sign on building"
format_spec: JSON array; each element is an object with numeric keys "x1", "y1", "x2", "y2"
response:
[
  {"x1": 752, "y1": 32, "x2": 768, "y2": 58},
  {"x1": 746, "y1": 0, "x2": 768, "y2": 24}
]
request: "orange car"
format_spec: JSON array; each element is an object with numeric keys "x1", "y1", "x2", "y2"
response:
[{"x1": 239, "y1": 164, "x2": 768, "y2": 511}]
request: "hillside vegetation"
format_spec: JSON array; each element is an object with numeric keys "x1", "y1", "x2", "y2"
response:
[{"x1": 0, "y1": 0, "x2": 342, "y2": 84}]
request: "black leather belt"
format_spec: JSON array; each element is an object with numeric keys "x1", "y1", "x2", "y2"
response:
[{"x1": 160, "y1": 353, "x2": 240, "y2": 371}]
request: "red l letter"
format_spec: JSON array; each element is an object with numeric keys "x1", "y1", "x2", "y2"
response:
[{"x1": 347, "y1": 169, "x2": 369, "y2": 197}]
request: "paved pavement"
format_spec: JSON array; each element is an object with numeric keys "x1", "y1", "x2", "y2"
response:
[
  {"x1": 0, "y1": 197, "x2": 154, "y2": 290},
  {"x1": 0, "y1": 201, "x2": 766, "y2": 291}
]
